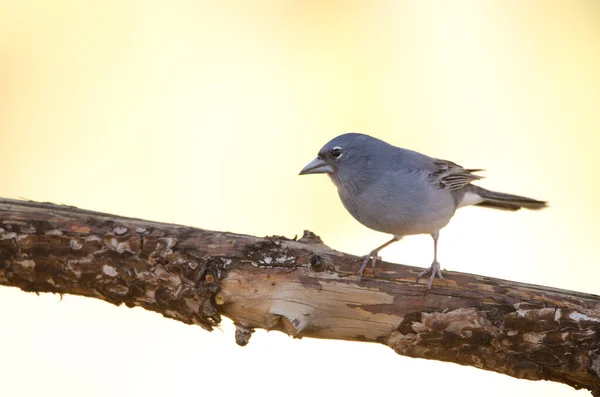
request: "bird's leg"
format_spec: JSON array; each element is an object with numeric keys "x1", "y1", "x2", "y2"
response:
[
  {"x1": 416, "y1": 231, "x2": 444, "y2": 289},
  {"x1": 357, "y1": 237, "x2": 400, "y2": 282}
]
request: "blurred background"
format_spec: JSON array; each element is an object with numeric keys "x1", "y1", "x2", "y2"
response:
[{"x1": 0, "y1": 1, "x2": 598, "y2": 396}]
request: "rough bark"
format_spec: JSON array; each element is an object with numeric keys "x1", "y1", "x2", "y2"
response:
[{"x1": 0, "y1": 198, "x2": 598, "y2": 395}]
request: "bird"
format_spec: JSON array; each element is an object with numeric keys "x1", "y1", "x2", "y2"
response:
[{"x1": 299, "y1": 133, "x2": 547, "y2": 289}]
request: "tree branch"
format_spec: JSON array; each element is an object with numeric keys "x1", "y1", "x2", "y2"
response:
[{"x1": 0, "y1": 198, "x2": 598, "y2": 395}]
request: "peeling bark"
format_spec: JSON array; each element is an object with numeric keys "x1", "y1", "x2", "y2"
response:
[{"x1": 0, "y1": 198, "x2": 598, "y2": 395}]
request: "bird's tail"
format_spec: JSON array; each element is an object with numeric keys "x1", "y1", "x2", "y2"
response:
[{"x1": 466, "y1": 185, "x2": 547, "y2": 211}]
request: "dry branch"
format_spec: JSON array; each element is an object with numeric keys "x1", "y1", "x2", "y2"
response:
[{"x1": 0, "y1": 198, "x2": 598, "y2": 395}]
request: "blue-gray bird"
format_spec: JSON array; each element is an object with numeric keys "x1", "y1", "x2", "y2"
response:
[{"x1": 299, "y1": 133, "x2": 547, "y2": 289}]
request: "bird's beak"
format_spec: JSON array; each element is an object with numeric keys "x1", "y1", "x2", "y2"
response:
[{"x1": 299, "y1": 157, "x2": 333, "y2": 175}]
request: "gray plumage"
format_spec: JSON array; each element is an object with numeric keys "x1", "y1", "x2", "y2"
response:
[{"x1": 299, "y1": 133, "x2": 547, "y2": 289}]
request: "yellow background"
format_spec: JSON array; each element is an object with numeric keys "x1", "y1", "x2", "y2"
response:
[{"x1": 0, "y1": 1, "x2": 598, "y2": 396}]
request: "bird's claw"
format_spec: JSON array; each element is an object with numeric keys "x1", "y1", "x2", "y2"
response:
[
  {"x1": 357, "y1": 250, "x2": 379, "y2": 282},
  {"x1": 416, "y1": 261, "x2": 444, "y2": 290}
]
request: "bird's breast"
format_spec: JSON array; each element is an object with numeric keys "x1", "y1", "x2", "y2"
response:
[{"x1": 337, "y1": 170, "x2": 456, "y2": 236}]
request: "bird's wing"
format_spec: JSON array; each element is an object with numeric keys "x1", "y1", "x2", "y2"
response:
[{"x1": 430, "y1": 159, "x2": 484, "y2": 191}]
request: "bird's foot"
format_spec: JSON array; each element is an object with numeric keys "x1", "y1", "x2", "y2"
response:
[
  {"x1": 357, "y1": 250, "x2": 380, "y2": 282},
  {"x1": 416, "y1": 261, "x2": 444, "y2": 290}
]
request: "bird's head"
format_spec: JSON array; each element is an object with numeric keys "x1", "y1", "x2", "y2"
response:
[{"x1": 299, "y1": 133, "x2": 382, "y2": 188}]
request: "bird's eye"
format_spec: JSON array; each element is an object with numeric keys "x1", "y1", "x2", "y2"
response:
[{"x1": 331, "y1": 147, "x2": 342, "y2": 158}]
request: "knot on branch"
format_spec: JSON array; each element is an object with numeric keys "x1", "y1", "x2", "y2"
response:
[
  {"x1": 297, "y1": 230, "x2": 323, "y2": 244},
  {"x1": 235, "y1": 324, "x2": 255, "y2": 346}
]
